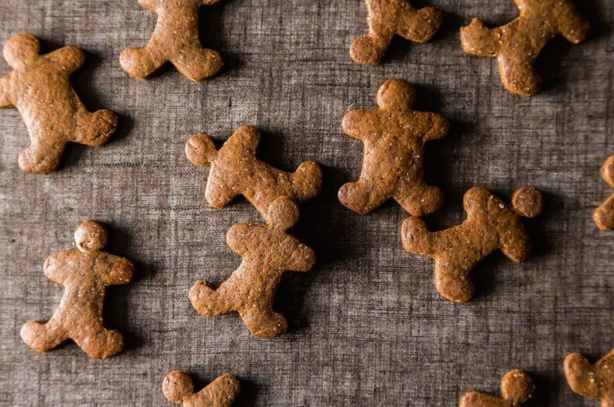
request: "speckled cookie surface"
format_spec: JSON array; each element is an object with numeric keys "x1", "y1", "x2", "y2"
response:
[
  {"x1": 0, "y1": 34, "x2": 117, "y2": 173},
  {"x1": 460, "y1": 0, "x2": 589, "y2": 97},
  {"x1": 163, "y1": 371, "x2": 240, "y2": 407},
  {"x1": 20, "y1": 220, "x2": 135, "y2": 360},
  {"x1": 402, "y1": 187, "x2": 542, "y2": 303}
]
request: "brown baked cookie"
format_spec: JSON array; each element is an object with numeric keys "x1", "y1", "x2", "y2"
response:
[
  {"x1": 564, "y1": 348, "x2": 614, "y2": 407},
  {"x1": 402, "y1": 187, "x2": 542, "y2": 303},
  {"x1": 189, "y1": 197, "x2": 316, "y2": 338},
  {"x1": 186, "y1": 126, "x2": 322, "y2": 222},
  {"x1": 339, "y1": 79, "x2": 448, "y2": 216},
  {"x1": 593, "y1": 155, "x2": 614, "y2": 230},
  {"x1": 20, "y1": 220, "x2": 135, "y2": 360},
  {"x1": 0, "y1": 34, "x2": 117, "y2": 174},
  {"x1": 120, "y1": 0, "x2": 223, "y2": 82},
  {"x1": 163, "y1": 371, "x2": 240, "y2": 407},
  {"x1": 460, "y1": 0, "x2": 589, "y2": 97},
  {"x1": 460, "y1": 369, "x2": 535, "y2": 407},
  {"x1": 343, "y1": 0, "x2": 442, "y2": 66}
]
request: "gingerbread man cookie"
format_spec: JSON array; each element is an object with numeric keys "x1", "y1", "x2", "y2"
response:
[
  {"x1": 344, "y1": 0, "x2": 442, "y2": 66},
  {"x1": 460, "y1": 0, "x2": 590, "y2": 97},
  {"x1": 121, "y1": 0, "x2": 223, "y2": 81},
  {"x1": 186, "y1": 125, "x2": 323, "y2": 222},
  {"x1": 460, "y1": 369, "x2": 535, "y2": 407},
  {"x1": 339, "y1": 79, "x2": 448, "y2": 216},
  {"x1": 593, "y1": 155, "x2": 614, "y2": 231},
  {"x1": 564, "y1": 348, "x2": 614, "y2": 407},
  {"x1": 0, "y1": 34, "x2": 117, "y2": 173},
  {"x1": 163, "y1": 371, "x2": 240, "y2": 407},
  {"x1": 20, "y1": 220, "x2": 135, "y2": 360},
  {"x1": 402, "y1": 187, "x2": 542, "y2": 303},
  {"x1": 189, "y1": 197, "x2": 316, "y2": 338}
]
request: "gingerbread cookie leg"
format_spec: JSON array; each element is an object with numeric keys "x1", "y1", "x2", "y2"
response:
[
  {"x1": 20, "y1": 319, "x2": 67, "y2": 353},
  {"x1": 73, "y1": 326, "x2": 124, "y2": 360},
  {"x1": 189, "y1": 280, "x2": 236, "y2": 317},
  {"x1": 434, "y1": 261, "x2": 474, "y2": 304},
  {"x1": 171, "y1": 45, "x2": 222, "y2": 82},
  {"x1": 497, "y1": 52, "x2": 542, "y2": 98},
  {"x1": 339, "y1": 179, "x2": 391, "y2": 215},
  {"x1": 240, "y1": 304, "x2": 288, "y2": 339},
  {"x1": 18, "y1": 138, "x2": 66, "y2": 174},
  {"x1": 120, "y1": 43, "x2": 169, "y2": 81}
]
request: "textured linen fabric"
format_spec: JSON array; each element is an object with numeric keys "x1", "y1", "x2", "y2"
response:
[{"x1": 0, "y1": 0, "x2": 612, "y2": 406}]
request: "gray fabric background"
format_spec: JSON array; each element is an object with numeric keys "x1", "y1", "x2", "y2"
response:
[{"x1": 0, "y1": 0, "x2": 612, "y2": 406}]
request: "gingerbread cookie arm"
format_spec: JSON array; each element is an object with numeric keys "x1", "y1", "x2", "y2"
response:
[
  {"x1": 45, "y1": 46, "x2": 85, "y2": 75},
  {"x1": 43, "y1": 251, "x2": 71, "y2": 285},
  {"x1": 227, "y1": 125, "x2": 260, "y2": 155},
  {"x1": 416, "y1": 112, "x2": 449, "y2": 141},
  {"x1": 556, "y1": 3, "x2": 590, "y2": 44},
  {"x1": 499, "y1": 229, "x2": 531, "y2": 262},
  {"x1": 98, "y1": 253, "x2": 135, "y2": 285},
  {"x1": 0, "y1": 74, "x2": 14, "y2": 108},
  {"x1": 342, "y1": 109, "x2": 374, "y2": 141}
]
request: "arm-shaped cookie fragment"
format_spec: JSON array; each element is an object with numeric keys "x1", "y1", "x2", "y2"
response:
[
  {"x1": 564, "y1": 348, "x2": 614, "y2": 407},
  {"x1": 460, "y1": 369, "x2": 535, "y2": 407},
  {"x1": 163, "y1": 371, "x2": 240, "y2": 407},
  {"x1": 43, "y1": 251, "x2": 71, "y2": 285},
  {"x1": 594, "y1": 155, "x2": 614, "y2": 230}
]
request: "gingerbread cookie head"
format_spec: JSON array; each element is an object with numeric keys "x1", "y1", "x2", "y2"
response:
[
  {"x1": 564, "y1": 349, "x2": 614, "y2": 407},
  {"x1": 593, "y1": 155, "x2": 614, "y2": 230},
  {"x1": 3, "y1": 33, "x2": 41, "y2": 69},
  {"x1": 344, "y1": 0, "x2": 442, "y2": 66},
  {"x1": 185, "y1": 126, "x2": 322, "y2": 222},
  {"x1": 460, "y1": 0, "x2": 589, "y2": 96},
  {"x1": 339, "y1": 79, "x2": 448, "y2": 216},
  {"x1": 460, "y1": 369, "x2": 534, "y2": 407},
  {"x1": 163, "y1": 371, "x2": 240, "y2": 407},
  {"x1": 0, "y1": 34, "x2": 118, "y2": 174},
  {"x1": 20, "y1": 219, "x2": 134, "y2": 359},
  {"x1": 74, "y1": 220, "x2": 108, "y2": 252}
]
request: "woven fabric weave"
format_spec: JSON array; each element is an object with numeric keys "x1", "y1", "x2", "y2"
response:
[{"x1": 0, "y1": 0, "x2": 612, "y2": 406}]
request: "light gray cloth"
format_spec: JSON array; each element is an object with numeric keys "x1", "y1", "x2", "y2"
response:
[{"x1": 0, "y1": 0, "x2": 612, "y2": 406}]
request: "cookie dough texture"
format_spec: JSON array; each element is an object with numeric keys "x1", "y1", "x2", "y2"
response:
[
  {"x1": 460, "y1": 0, "x2": 589, "y2": 97},
  {"x1": 163, "y1": 371, "x2": 240, "y2": 407},
  {"x1": 189, "y1": 197, "x2": 316, "y2": 338},
  {"x1": 20, "y1": 220, "x2": 135, "y2": 360},
  {"x1": 402, "y1": 187, "x2": 543, "y2": 303},
  {"x1": 564, "y1": 348, "x2": 614, "y2": 407},
  {"x1": 186, "y1": 125, "x2": 323, "y2": 222},
  {"x1": 339, "y1": 79, "x2": 448, "y2": 216},
  {"x1": 460, "y1": 369, "x2": 535, "y2": 407},
  {"x1": 0, "y1": 34, "x2": 117, "y2": 173},
  {"x1": 594, "y1": 155, "x2": 614, "y2": 230},
  {"x1": 121, "y1": 0, "x2": 224, "y2": 81},
  {"x1": 343, "y1": 0, "x2": 442, "y2": 66}
]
